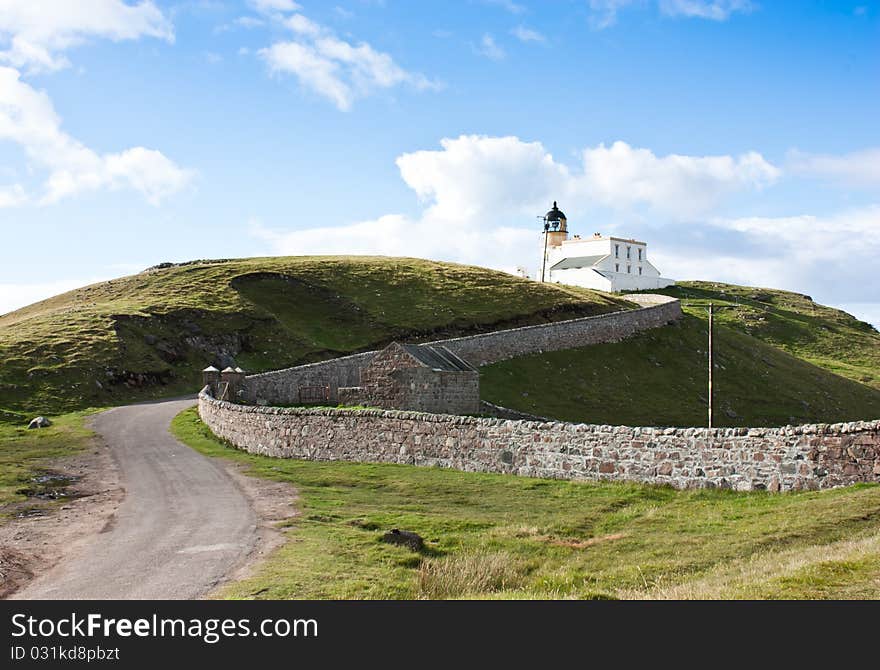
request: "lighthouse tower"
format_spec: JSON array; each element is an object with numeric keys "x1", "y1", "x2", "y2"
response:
[{"x1": 538, "y1": 201, "x2": 568, "y2": 282}]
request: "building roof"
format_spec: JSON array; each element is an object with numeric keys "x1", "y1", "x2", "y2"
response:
[
  {"x1": 544, "y1": 201, "x2": 566, "y2": 222},
  {"x1": 401, "y1": 344, "x2": 476, "y2": 372},
  {"x1": 549, "y1": 254, "x2": 607, "y2": 271}
]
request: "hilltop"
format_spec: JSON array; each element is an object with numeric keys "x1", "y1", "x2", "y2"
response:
[{"x1": 0, "y1": 257, "x2": 629, "y2": 415}]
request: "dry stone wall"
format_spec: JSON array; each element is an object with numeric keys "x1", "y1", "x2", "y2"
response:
[
  {"x1": 242, "y1": 294, "x2": 681, "y2": 405},
  {"x1": 434, "y1": 293, "x2": 681, "y2": 366},
  {"x1": 199, "y1": 390, "x2": 880, "y2": 492}
]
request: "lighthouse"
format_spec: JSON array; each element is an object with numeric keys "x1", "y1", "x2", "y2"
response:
[{"x1": 536, "y1": 201, "x2": 674, "y2": 292}]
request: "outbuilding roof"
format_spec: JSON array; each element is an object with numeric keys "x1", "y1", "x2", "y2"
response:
[
  {"x1": 549, "y1": 254, "x2": 607, "y2": 271},
  {"x1": 401, "y1": 344, "x2": 476, "y2": 372}
]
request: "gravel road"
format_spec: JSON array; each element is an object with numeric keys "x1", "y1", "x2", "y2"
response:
[{"x1": 12, "y1": 399, "x2": 258, "y2": 600}]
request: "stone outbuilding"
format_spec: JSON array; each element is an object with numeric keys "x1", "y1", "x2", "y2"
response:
[{"x1": 338, "y1": 342, "x2": 479, "y2": 415}]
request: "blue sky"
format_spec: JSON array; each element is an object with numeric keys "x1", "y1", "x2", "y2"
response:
[{"x1": 1, "y1": 0, "x2": 878, "y2": 326}]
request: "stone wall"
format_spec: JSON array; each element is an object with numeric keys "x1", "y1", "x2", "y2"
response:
[
  {"x1": 359, "y1": 343, "x2": 480, "y2": 415},
  {"x1": 199, "y1": 389, "x2": 880, "y2": 492},
  {"x1": 423, "y1": 293, "x2": 680, "y2": 366},
  {"x1": 242, "y1": 351, "x2": 372, "y2": 406},
  {"x1": 242, "y1": 294, "x2": 681, "y2": 405}
]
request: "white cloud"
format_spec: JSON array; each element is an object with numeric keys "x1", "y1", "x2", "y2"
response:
[
  {"x1": 588, "y1": 0, "x2": 635, "y2": 29},
  {"x1": 0, "y1": 66, "x2": 193, "y2": 205},
  {"x1": 511, "y1": 26, "x2": 546, "y2": 43},
  {"x1": 787, "y1": 147, "x2": 880, "y2": 188},
  {"x1": 579, "y1": 141, "x2": 779, "y2": 216},
  {"x1": 0, "y1": 183, "x2": 27, "y2": 207},
  {"x1": 0, "y1": 0, "x2": 173, "y2": 72},
  {"x1": 284, "y1": 13, "x2": 323, "y2": 37},
  {"x1": 234, "y1": 16, "x2": 265, "y2": 29},
  {"x1": 248, "y1": 0, "x2": 301, "y2": 14},
  {"x1": 253, "y1": 134, "x2": 779, "y2": 277},
  {"x1": 258, "y1": 13, "x2": 439, "y2": 110},
  {"x1": 651, "y1": 205, "x2": 880, "y2": 306},
  {"x1": 589, "y1": 0, "x2": 754, "y2": 29},
  {"x1": 261, "y1": 41, "x2": 353, "y2": 110},
  {"x1": 484, "y1": 0, "x2": 527, "y2": 13},
  {"x1": 475, "y1": 34, "x2": 506, "y2": 61},
  {"x1": 659, "y1": 0, "x2": 755, "y2": 20}
]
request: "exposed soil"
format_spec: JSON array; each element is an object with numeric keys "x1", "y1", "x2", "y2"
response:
[{"x1": 0, "y1": 437, "x2": 123, "y2": 599}]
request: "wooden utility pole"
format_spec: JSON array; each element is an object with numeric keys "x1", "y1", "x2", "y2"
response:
[
  {"x1": 540, "y1": 221, "x2": 550, "y2": 282},
  {"x1": 708, "y1": 302, "x2": 714, "y2": 428}
]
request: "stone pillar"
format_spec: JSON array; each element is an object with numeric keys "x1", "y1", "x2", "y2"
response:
[
  {"x1": 220, "y1": 366, "x2": 246, "y2": 400},
  {"x1": 202, "y1": 366, "x2": 220, "y2": 395}
]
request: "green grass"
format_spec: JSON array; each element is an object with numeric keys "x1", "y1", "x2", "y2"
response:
[
  {"x1": 0, "y1": 412, "x2": 97, "y2": 518},
  {"x1": 636, "y1": 281, "x2": 880, "y2": 389},
  {"x1": 480, "y1": 314, "x2": 880, "y2": 427},
  {"x1": 0, "y1": 256, "x2": 630, "y2": 415},
  {"x1": 172, "y1": 407, "x2": 880, "y2": 600}
]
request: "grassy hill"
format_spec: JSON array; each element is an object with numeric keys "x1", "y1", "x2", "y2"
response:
[
  {"x1": 480, "y1": 314, "x2": 880, "y2": 427},
  {"x1": 0, "y1": 257, "x2": 629, "y2": 416},
  {"x1": 481, "y1": 281, "x2": 880, "y2": 427},
  {"x1": 640, "y1": 282, "x2": 880, "y2": 390},
  {"x1": 2, "y1": 258, "x2": 877, "y2": 427}
]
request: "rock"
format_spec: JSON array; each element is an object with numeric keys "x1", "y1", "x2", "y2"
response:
[
  {"x1": 144, "y1": 334, "x2": 158, "y2": 345},
  {"x1": 27, "y1": 416, "x2": 51, "y2": 429},
  {"x1": 380, "y1": 528, "x2": 424, "y2": 552}
]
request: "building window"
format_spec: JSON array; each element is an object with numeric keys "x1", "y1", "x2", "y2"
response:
[
  {"x1": 627, "y1": 246, "x2": 631, "y2": 259},
  {"x1": 638, "y1": 266, "x2": 643, "y2": 275},
  {"x1": 627, "y1": 265, "x2": 631, "y2": 274},
  {"x1": 615, "y1": 263, "x2": 619, "y2": 272},
  {"x1": 638, "y1": 248, "x2": 642, "y2": 261},
  {"x1": 615, "y1": 244, "x2": 619, "y2": 258}
]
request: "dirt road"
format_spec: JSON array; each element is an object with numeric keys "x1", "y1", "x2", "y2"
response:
[{"x1": 12, "y1": 399, "x2": 259, "y2": 600}]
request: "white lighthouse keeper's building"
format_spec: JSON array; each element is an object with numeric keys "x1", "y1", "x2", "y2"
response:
[{"x1": 537, "y1": 202, "x2": 674, "y2": 293}]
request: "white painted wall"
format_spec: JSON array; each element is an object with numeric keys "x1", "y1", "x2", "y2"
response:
[{"x1": 539, "y1": 234, "x2": 675, "y2": 292}]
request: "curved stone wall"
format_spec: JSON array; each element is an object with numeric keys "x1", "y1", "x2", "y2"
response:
[
  {"x1": 199, "y1": 390, "x2": 880, "y2": 492},
  {"x1": 242, "y1": 294, "x2": 681, "y2": 405}
]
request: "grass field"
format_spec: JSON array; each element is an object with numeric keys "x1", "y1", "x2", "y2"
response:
[
  {"x1": 0, "y1": 412, "x2": 96, "y2": 520},
  {"x1": 172, "y1": 408, "x2": 880, "y2": 600},
  {"x1": 0, "y1": 257, "x2": 630, "y2": 416},
  {"x1": 480, "y1": 314, "x2": 880, "y2": 427}
]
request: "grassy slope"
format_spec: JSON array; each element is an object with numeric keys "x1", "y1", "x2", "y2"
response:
[
  {"x1": 641, "y1": 281, "x2": 880, "y2": 390},
  {"x1": 480, "y1": 314, "x2": 880, "y2": 427},
  {"x1": 0, "y1": 256, "x2": 629, "y2": 416},
  {"x1": 173, "y1": 408, "x2": 880, "y2": 600}
]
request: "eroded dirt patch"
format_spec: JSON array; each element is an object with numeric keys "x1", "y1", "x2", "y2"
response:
[{"x1": 0, "y1": 438, "x2": 123, "y2": 599}]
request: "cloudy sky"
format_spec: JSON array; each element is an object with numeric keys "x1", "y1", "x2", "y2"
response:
[{"x1": 1, "y1": 1, "x2": 878, "y2": 326}]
